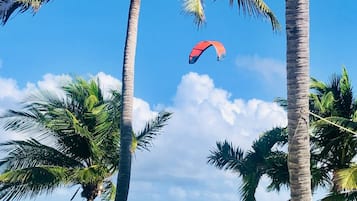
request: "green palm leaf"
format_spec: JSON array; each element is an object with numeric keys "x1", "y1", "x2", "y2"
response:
[
  {"x1": 335, "y1": 165, "x2": 357, "y2": 191},
  {"x1": 101, "y1": 181, "x2": 116, "y2": 201},
  {"x1": 0, "y1": 77, "x2": 171, "y2": 200},
  {"x1": 183, "y1": 0, "x2": 280, "y2": 30},
  {"x1": 208, "y1": 140, "x2": 245, "y2": 172},
  {"x1": 0, "y1": 138, "x2": 83, "y2": 170},
  {"x1": 0, "y1": 166, "x2": 70, "y2": 201},
  {"x1": 135, "y1": 111, "x2": 172, "y2": 151},
  {"x1": 72, "y1": 165, "x2": 109, "y2": 184},
  {"x1": 321, "y1": 191, "x2": 357, "y2": 201},
  {"x1": 240, "y1": 172, "x2": 260, "y2": 201}
]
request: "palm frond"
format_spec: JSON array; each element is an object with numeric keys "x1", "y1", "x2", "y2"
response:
[
  {"x1": 101, "y1": 181, "x2": 116, "y2": 201},
  {"x1": 0, "y1": 107, "x2": 49, "y2": 135},
  {"x1": 310, "y1": 77, "x2": 327, "y2": 94},
  {"x1": 207, "y1": 140, "x2": 245, "y2": 172},
  {"x1": 321, "y1": 191, "x2": 357, "y2": 201},
  {"x1": 340, "y1": 66, "x2": 351, "y2": 97},
  {"x1": 0, "y1": 138, "x2": 83, "y2": 170},
  {"x1": 183, "y1": 0, "x2": 280, "y2": 30},
  {"x1": 335, "y1": 165, "x2": 357, "y2": 191},
  {"x1": 312, "y1": 115, "x2": 357, "y2": 136},
  {"x1": 246, "y1": 0, "x2": 280, "y2": 30},
  {"x1": 72, "y1": 165, "x2": 109, "y2": 184},
  {"x1": 252, "y1": 127, "x2": 287, "y2": 154},
  {"x1": 0, "y1": 0, "x2": 50, "y2": 25},
  {"x1": 240, "y1": 172, "x2": 260, "y2": 201},
  {"x1": 273, "y1": 97, "x2": 287, "y2": 111},
  {"x1": 182, "y1": 0, "x2": 205, "y2": 26},
  {"x1": 310, "y1": 92, "x2": 334, "y2": 114},
  {"x1": 135, "y1": 111, "x2": 172, "y2": 151},
  {"x1": 265, "y1": 151, "x2": 289, "y2": 192},
  {"x1": 0, "y1": 166, "x2": 70, "y2": 201},
  {"x1": 310, "y1": 159, "x2": 331, "y2": 191}
]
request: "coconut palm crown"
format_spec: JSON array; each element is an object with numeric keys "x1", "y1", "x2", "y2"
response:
[{"x1": 0, "y1": 77, "x2": 172, "y2": 201}]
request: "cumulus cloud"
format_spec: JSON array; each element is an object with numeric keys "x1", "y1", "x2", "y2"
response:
[
  {"x1": 236, "y1": 55, "x2": 285, "y2": 83},
  {"x1": 36, "y1": 73, "x2": 72, "y2": 97},
  {"x1": 93, "y1": 72, "x2": 122, "y2": 98},
  {"x1": 129, "y1": 72, "x2": 288, "y2": 201},
  {"x1": 0, "y1": 72, "x2": 290, "y2": 201},
  {"x1": 0, "y1": 77, "x2": 23, "y2": 101}
]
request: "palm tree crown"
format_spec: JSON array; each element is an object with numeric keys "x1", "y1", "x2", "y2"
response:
[
  {"x1": 0, "y1": 77, "x2": 172, "y2": 201},
  {"x1": 208, "y1": 127, "x2": 289, "y2": 201}
]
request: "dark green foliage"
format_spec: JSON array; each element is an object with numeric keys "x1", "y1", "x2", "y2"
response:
[{"x1": 208, "y1": 127, "x2": 291, "y2": 201}]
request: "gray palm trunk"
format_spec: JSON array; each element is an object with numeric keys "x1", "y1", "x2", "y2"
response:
[
  {"x1": 286, "y1": 0, "x2": 312, "y2": 200},
  {"x1": 115, "y1": 0, "x2": 141, "y2": 200}
]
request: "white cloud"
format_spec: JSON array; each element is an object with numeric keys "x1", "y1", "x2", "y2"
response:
[
  {"x1": 236, "y1": 55, "x2": 285, "y2": 82},
  {"x1": 129, "y1": 72, "x2": 288, "y2": 201},
  {"x1": 93, "y1": 72, "x2": 122, "y2": 98},
  {"x1": 169, "y1": 186, "x2": 187, "y2": 200},
  {"x1": 0, "y1": 77, "x2": 23, "y2": 101},
  {"x1": 36, "y1": 73, "x2": 72, "y2": 97},
  {"x1": 0, "y1": 72, "x2": 290, "y2": 201}
]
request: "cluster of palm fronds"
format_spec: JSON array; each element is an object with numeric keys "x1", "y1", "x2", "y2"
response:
[
  {"x1": 0, "y1": 78, "x2": 172, "y2": 201},
  {"x1": 182, "y1": 0, "x2": 280, "y2": 30},
  {"x1": 208, "y1": 67, "x2": 357, "y2": 201}
]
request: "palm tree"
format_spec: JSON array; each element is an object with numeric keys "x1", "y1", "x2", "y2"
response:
[
  {"x1": 0, "y1": 77, "x2": 172, "y2": 201},
  {"x1": 284, "y1": 0, "x2": 311, "y2": 200},
  {"x1": 117, "y1": 0, "x2": 280, "y2": 200},
  {"x1": 278, "y1": 67, "x2": 357, "y2": 200},
  {"x1": 309, "y1": 67, "x2": 357, "y2": 200},
  {"x1": 0, "y1": 0, "x2": 139, "y2": 200},
  {"x1": 0, "y1": 1, "x2": 144, "y2": 200},
  {"x1": 115, "y1": 0, "x2": 141, "y2": 200},
  {"x1": 208, "y1": 127, "x2": 288, "y2": 201},
  {"x1": 310, "y1": 67, "x2": 357, "y2": 175},
  {"x1": 1, "y1": 1, "x2": 280, "y2": 200},
  {"x1": 187, "y1": 1, "x2": 312, "y2": 200},
  {"x1": 208, "y1": 127, "x2": 329, "y2": 201}
]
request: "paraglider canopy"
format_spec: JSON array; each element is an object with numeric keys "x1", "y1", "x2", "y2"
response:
[{"x1": 189, "y1": 41, "x2": 226, "y2": 64}]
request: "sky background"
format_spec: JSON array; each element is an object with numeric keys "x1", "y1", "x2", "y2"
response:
[{"x1": 1, "y1": 0, "x2": 357, "y2": 201}]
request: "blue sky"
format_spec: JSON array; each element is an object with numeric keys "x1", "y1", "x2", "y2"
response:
[{"x1": 1, "y1": 0, "x2": 357, "y2": 201}]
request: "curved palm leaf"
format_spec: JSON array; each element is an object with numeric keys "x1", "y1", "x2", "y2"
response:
[
  {"x1": 207, "y1": 140, "x2": 245, "y2": 172},
  {"x1": 321, "y1": 191, "x2": 357, "y2": 201},
  {"x1": 135, "y1": 111, "x2": 172, "y2": 151},
  {"x1": 208, "y1": 128, "x2": 289, "y2": 200},
  {"x1": 0, "y1": 138, "x2": 83, "y2": 169},
  {"x1": 240, "y1": 172, "x2": 260, "y2": 201},
  {"x1": 265, "y1": 151, "x2": 289, "y2": 192},
  {"x1": 0, "y1": 0, "x2": 50, "y2": 24},
  {"x1": 0, "y1": 166, "x2": 70, "y2": 201},
  {"x1": 183, "y1": 0, "x2": 280, "y2": 30},
  {"x1": 335, "y1": 165, "x2": 357, "y2": 191}
]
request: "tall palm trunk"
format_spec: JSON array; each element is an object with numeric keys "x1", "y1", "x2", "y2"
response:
[
  {"x1": 115, "y1": 0, "x2": 141, "y2": 200},
  {"x1": 286, "y1": 0, "x2": 311, "y2": 200}
]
